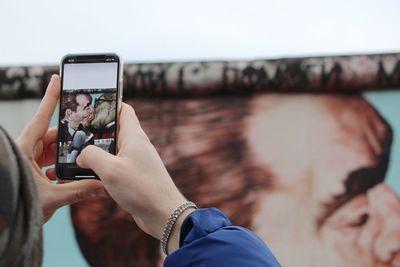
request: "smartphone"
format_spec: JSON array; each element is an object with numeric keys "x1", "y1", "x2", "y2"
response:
[{"x1": 56, "y1": 53, "x2": 123, "y2": 180}]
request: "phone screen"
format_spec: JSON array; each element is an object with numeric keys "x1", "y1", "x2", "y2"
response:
[{"x1": 57, "y1": 54, "x2": 121, "y2": 179}]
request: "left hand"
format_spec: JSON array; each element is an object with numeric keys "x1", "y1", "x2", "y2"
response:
[{"x1": 16, "y1": 74, "x2": 107, "y2": 224}]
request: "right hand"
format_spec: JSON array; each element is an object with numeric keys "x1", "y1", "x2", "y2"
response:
[{"x1": 76, "y1": 103, "x2": 187, "y2": 240}]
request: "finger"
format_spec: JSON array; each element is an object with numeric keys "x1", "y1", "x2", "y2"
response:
[
  {"x1": 45, "y1": 168, "x2": 57, "y2": 180},
  {"x1": 21, "y1": 75, "x2": 60, "y2": 144},
  {"x1": 76, "y1": 145, "x2": 118, "y2": 177},
  {"x1": 39, "y1": 142, "x2": 57, "y2": 167},
  {"x1": 119, "y1": 103, "x2": 144, "y2": 138},
  {"x1": 43, "y1": 127, "x2": 58, "y2": 146},
  {"x1": 52, "y1": 179, "x2": 108, "y2": 208}
]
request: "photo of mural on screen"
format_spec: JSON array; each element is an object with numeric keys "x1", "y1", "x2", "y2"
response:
[{"x1": 58, "y1": 63, "x2": 118, "y2": 164}]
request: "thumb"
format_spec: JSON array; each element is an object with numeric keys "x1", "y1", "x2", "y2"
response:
[
  {"x1": 53, "y1": 179, "x2": 108, "y2": 208},
  {"x1": 77, "y1": 145, "x2": 117, "y2": 177}
]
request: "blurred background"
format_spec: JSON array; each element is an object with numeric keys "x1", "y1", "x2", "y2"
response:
[
  {"x1": 1, "y1": 0, "x2": 399, "y2": 266},
  {"x1": 1, "y1": 0, "x2": 400, "y2": 65}
]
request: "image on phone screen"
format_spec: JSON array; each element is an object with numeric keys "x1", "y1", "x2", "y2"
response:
[{"x1": 57, "y1": 55, "x2": 121, "y2": 179}]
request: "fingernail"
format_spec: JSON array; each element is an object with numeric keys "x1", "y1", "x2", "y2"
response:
[
  {"x1": 76, "y1": 156, "x2": 81, "y2": 165},
  {"x1": 51, "y1": 74, "x2": 57, "y2": 80}
]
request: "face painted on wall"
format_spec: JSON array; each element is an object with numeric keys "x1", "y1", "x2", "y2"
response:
[
  {"x1": 90, "y1": 93, "x2": 116, "y2": 130},
  {"x1": 69, "y1": 94, "x2": 400, "y2": 267},
  {"x1": 247, "y1": 94, "x2": 400, "y2": 267},
  {"x1": 63, "y1": 94, "x2": 94, "y2": 129}
]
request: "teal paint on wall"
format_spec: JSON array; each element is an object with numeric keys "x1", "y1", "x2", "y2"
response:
[{"x1": 365, "y1": 91, "x2": 400, "y2": 194}]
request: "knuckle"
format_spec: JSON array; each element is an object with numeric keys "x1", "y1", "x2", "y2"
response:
[
  {"x1": 103, "y1": 166, "x2": 120, "y2": 184},
  {"x1": 73, "y1": 190, "x2": 85, "y2": 202},
  {"x1": 15, "y1": 139, "x2": 30, "y2": 154}
]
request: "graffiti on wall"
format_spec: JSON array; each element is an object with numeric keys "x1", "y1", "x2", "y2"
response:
[{"x1": 1, "y1": 53, "x2": 400, "y2": 99}]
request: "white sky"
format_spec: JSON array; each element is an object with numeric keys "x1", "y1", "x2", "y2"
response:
[{"x1": 0, "y1": 0, "x2": 399, "y2": 65}]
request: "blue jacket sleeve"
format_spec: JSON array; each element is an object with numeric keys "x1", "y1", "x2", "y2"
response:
[{"x1": 164, "y1": 208, "x2": 281, "y2": 267}]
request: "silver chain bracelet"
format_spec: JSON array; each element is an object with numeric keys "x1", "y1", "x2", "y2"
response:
[{"x1": 161, "y1": 201, "x2": 198, "y2": 255}]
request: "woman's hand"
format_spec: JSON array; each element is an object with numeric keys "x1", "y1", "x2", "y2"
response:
[
  {"x1": 76, "y1": 103, "x2": 188, "y2": 245},
  {"x1": 16, "y1": 75, "x2": 107, "y2": 223}
]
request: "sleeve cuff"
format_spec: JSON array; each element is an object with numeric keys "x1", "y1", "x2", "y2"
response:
[{"x1": 178, "y1": 208, "x2": 232, "y2": 247}]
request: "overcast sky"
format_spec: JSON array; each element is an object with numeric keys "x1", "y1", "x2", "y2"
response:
[{"x1": 1, "y1": 0, "x2": 399, "y2": 65}]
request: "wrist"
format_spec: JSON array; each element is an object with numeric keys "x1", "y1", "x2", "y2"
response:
[
  {"x1": 166, "y1": 207, "x2": 196, "y2": 254},
  {"x1": 131, "y1": 193, "x2": 188, "y2": 240},
  {"x1": 160, "y1": 201, "x2": 198, "y2": 254}
]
